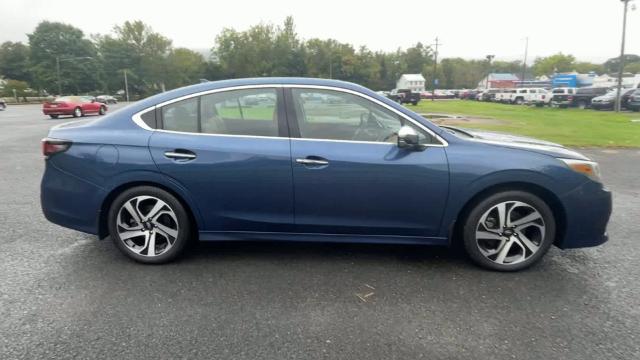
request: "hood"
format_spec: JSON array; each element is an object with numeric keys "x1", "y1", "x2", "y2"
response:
[
  {"x1": 443, "y1": 126, "x2": 590, "y2": 161},
  {"x1": 593, "y1": 94, "x2": 615, "y2": 101}
]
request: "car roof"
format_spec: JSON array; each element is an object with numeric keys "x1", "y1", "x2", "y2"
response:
[{"x1": 128, "y1": 77, "x2": 382, "y2": 113}]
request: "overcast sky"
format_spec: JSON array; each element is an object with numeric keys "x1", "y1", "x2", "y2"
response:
[{"x1": 1, "y1": 0, "x2": 638, "y2": 63}]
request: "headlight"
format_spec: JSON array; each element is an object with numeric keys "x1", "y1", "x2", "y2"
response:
[{"x1": 559, "y1": 158, "x2": 602, "y2": 183}]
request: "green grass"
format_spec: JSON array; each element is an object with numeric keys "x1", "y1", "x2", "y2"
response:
[{"x1": 410, "y1": 101, "x2": 640, "y2": 147}]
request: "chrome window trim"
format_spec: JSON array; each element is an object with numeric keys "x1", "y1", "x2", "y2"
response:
[{"x1": 130, "y1": 83, "x2": 448, "y2": 147}]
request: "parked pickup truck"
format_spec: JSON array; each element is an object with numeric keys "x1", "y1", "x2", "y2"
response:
[
  {"x1": 550, "y1": 88, "x2": 578, "y2": 108},
  {"x1": 564, "y1": 87, "x2": 610, "y2": 109},
  {"x1": 388, "y1": 89, "x2": 421, "y2": 105}
]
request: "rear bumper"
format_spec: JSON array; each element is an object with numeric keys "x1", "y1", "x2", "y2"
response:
[
  {"x1": 556, "y1": 180, "x2": 612, "y2": 249},
  {"x1": 40, "y1": 161, "x2": 104, "y2": 235}
]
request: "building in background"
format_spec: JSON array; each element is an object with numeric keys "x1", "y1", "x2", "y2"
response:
[
  {"x1": 477, "y1": 73, "x2": 520, "y2": 89},
  {"x1": 396, "y1": 74, "x2": 425, "y2": 92}
]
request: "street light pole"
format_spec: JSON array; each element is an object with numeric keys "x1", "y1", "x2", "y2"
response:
[
  {"x1": 615, "y1": 0, "x2": 632, "y2": 112},
  {"x1": 431, "y1": 37, "x2": 441, "y2": 101},
  {"x1": 55, "y1": 56, "x2": 93, "y2": 96},
  {"x1": 521, "y1": 37, "x2": 529, "y2": 86}
]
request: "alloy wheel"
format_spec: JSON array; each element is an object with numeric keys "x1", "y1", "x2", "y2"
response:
[
  {"x1": 74, "y1": 108, "x2": 82, "y2": 117},
  {"x1": 474, "y1": 201, "x2": 545, "y2": 265},
  {"x1": 116, "y1": 195, "x2": 179, "y2": 257}
]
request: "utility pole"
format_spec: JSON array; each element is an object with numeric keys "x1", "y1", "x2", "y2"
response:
[
  {"x1": 56, "y1": 56, "x2": 61, "y2": 96},
  {"x1": 521, "y1": 37, "x2": 529, "y2": 87},
  {"x1": 615, "y1": 0, "x2": 632, "y2": 112},
  {"x1": 123, "y1": 69, "x2": 130, "y2": 102},
  {"x1": 485, "y1": 55, "x2": 495, "y2": 89},
  {"x1": 431, "y1": 37, "x2": 441, "y2": 101}
]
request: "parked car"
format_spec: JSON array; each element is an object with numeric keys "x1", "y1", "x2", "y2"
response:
[
  {"x1": 0, "y1": 98, "x2": 6, "y2": 110},
  {"x1": 627, "y1": 89, "x2": 640, "y2": 111},
  {"x1": 40, "y1": 78, "x2": 611, "y2": 271},
  {"x1": 567, "y1": 87, "x2": 610, "y2": 109},
  {"x1": 494, "y1": 89, "x2": 516, "y2": 103},
  {"x1": 42, "y1": 96, "x2": 108, "y2": 119},
  {"x1": 477, "y1": 89, "x2": 500, "y2": 101},
  {"x1": 467, "y1": 90, "x2": 483, "y2": 100},
  {"x1": 508, "y1": 88, "x2": 550, "y2": 106},
  {"x1": 550, "y1": 87, "x2": 578, "y2": 108},
  {"x1": 96, "y1": 95, "x2": 118, "y2": 104},
  {"x1": 388, "y1": 89, "x2": 420, "y2": 105},
  {"x1": 591, "y1": 88, "x2": 635, "y2": 110},
  {"x1": 530, "y1": 88, "x2": 552, "y2": 107}
]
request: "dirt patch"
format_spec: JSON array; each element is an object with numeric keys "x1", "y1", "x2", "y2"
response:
[{"x1": 420, "y1": 113, "x2": 509, "y2": 126}]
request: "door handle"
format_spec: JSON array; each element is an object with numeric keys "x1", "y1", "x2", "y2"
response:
[
  {"x1": 296, "y1": 158, "x2": 329, "y2": 166},
  {"x1": 164, "y1": 150, "x2": 197, "y2": 160}
]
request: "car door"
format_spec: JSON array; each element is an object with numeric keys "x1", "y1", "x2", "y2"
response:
[
  {"x1": 80, "y1": 97, "x2": 98, "y2": 113},
  {"x1": 285, "y1": 87, "x2": 449, "y2": 238},
  {"x1": 148, "y1": 87, "x2": 294, "y2": 233}
]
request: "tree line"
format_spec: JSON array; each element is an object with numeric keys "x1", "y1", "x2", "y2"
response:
[{"x1": 1, "y1": 17, "x2": 639, "y2": 99}]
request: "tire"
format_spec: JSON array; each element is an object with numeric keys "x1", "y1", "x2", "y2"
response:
[
  {"x1": 108, "y1": 186, "x2": 192, "y2": 264},
  {"x1": 462, "y1": 190, "x2": 556, "y2": 271},
  {"x1": 49, "y1": 114, "x2": 59, "y2": 119},
  {"x1": 577, "y1": 101, "x2": 587, "y2": 109},
  {"x1": 515, "y1": 97, "x2": 524, "y2": 105},
  {"x1": 99, "y1": 106, "x2": 106, "y2": 115},
  {"x1": 411, "y1": 101, "x2": 418, "y2": 106},
  {"x1": 73, "y1": 107, "x2": 83, "y2": 117}
]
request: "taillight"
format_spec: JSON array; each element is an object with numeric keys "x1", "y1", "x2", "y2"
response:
[
  {"x1": 42, "y1": 138, "x2": 71, "y2": 157},
  {"x1": 541, "y1": 95, "x2": 546, "y2": 99}
]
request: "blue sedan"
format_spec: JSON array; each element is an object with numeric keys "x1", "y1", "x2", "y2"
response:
[{"x1": 40, "y1": 78, "x2": 612, "y2": 271}]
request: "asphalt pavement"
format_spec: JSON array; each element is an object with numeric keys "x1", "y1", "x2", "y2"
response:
[{"x1": 0, "y1": 104, "x2": 639, "y2": 359}]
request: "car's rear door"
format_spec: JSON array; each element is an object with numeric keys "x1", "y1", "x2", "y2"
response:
[
  {"x1": 285, "y1": 87, "x2": 449, "y2": 238},
  {"x1": 148, "y1": 86, "x2": 294, "y2": 234}
]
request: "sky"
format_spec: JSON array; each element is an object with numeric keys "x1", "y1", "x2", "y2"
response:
[{"x1": 0, "y1": 0, "x2": 638, "y2": 63}]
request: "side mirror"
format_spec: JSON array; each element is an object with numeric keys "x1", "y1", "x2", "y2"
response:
[{"x1": 397, "y1": 125, "x2": 422, "y2": 150}]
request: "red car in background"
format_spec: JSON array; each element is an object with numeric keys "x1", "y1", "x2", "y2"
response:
[{"x1": 43, "y1": 96, "x2": 107, "y2": 119}]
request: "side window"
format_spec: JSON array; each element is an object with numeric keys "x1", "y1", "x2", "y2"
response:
[
  {"x1": 200, "y1": 88, "x2": 278, "y2": 137},
  {"x1": 291, "y1": 89, "x2": 435, "y2": 144},
  {"x1": 162, "y1": 98, "x2": 199, "y2": 133},
  {"x1": 159, "y1": 88, "x2": 279, "y2": 136}
]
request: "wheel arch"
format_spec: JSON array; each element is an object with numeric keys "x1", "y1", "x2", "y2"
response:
[
  {"x1": 449, "y1": 181, "x2": 567, "y2": 248},
  {"x1": 98, "y1": 181, "x2": 200, "y2": 240}
]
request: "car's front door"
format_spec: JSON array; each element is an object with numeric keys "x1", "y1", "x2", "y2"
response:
[
  {"x1": 148, "y1": 87, "x2": 294, "y2": 234},
  {"x1": 286, "y1": 87, "x2": 449, "y2": 238}
]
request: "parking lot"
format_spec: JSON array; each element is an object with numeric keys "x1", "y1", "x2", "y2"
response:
[{"x1": 1, "y1": 104, "x2": 639, "y2": 359}]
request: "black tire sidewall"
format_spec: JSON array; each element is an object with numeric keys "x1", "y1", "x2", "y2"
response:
[
  {"x1": 462, "y1": 190, "x2": 556, "y2": 272},
  {"x1": 108, "y1": 186, "x2": 191, "y2": 264}
]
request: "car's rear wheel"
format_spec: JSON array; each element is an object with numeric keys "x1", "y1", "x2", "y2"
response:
[
  {"x1": 49, "y1": 114, "x2": 59, "y2": 119},
  {"x1": 462, "y1": 190, "x2": 555, "y2": 271},
  {"x1": 108, "y1": 186, "x2": 191, "y2": 264},
  {"x1": 99, "y1": 106, "x2": 106, "y2": 115},
  {"x1": 577, "y1": 101, "x2": 587, "y2": 109},
  {"x1": 73, "y1": 107, "x2": 83, "y2": 117}
]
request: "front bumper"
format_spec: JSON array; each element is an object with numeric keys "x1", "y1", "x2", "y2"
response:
[
  {"x1": 591, "y1": 102, "x2": 614, "y2": 110},
  {"x1": 556, "y1": 180, "x2": 612, "y2": 249}
]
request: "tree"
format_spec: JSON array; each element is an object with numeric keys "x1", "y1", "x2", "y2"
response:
[
  {"x1": 97, "y1": 20, "x2": 172, "y2": 96},
  {"x1": 531, "y1": 53, "x2": 576, "y2": 76},
  {"x1": 573, "y1": 61, "x2": 604, "y2": 74},
  {"x1": 0, "y1": 42, "x2": 31, "y2": 82},
  {"x1": 165, "y1": 48, "x2": 206, "y2": 88},
  {"x1": 603, "y1": 54, "x2": 640, "y2": 74},
  {"x1": 28, "y1": 21, "x2": 98, "y2": 94},
  {"x1": 0, "y1": 79, "x2": 30, "y2": 98}
]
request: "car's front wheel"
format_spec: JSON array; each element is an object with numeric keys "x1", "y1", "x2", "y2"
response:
[
  {"x1": 462, "y1": 190, "x2": 555, "y2": 271},
  {"x1": 108, "y1": 186, "x2": 191, "y2": 264}
]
